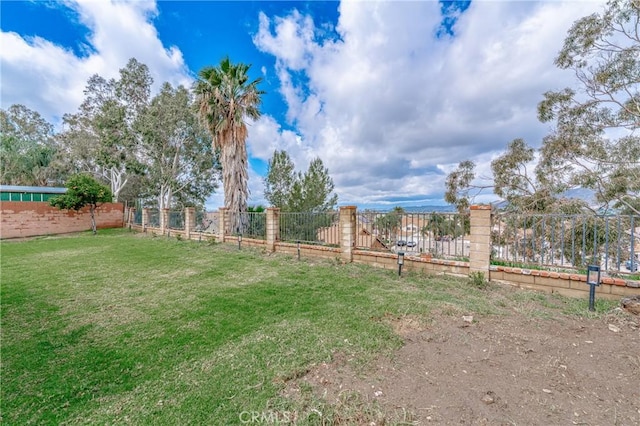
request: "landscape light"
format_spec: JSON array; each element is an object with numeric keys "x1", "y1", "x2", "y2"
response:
[
  {"x1": 238, "y1": 234, "x2": 242, "y2": 250},
  {"x1": 397, "y1": 252, "x2": 405, "y2": 277},
  {"x1": 297, "y1": 240, "x2": 301, "y2": 261},
  {"x1": 586, "y1": 265, "x2": 601, "y2": 312}
]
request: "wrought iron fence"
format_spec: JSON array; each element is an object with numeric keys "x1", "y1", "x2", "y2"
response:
[
  {"x1": 492, "y1": 213, "x2": 639, "y2": 275},
  {"x1": 168, "y1": 210, "x2": 184, "y2": 230},
  {"x1": 148, "y1": 209, "x2": 160, "y2": 228},
  {"x1": 133, "y1": 209, "x2": 142, "y2": 225},
  {"x1": 356, "y1": 211, "x2": 470, "y2": 258},
  {"x1": 192, "y1": 211, "x2": 216, "y2": 233},
  {"x1": 279, "y1": 211, "x2": 339, "y2": 245},
  {"x1": 228, "y1": 211, "x2": 267, "y2": 240}
]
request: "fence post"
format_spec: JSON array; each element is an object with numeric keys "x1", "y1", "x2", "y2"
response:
[
  {"x1": 128, "y1": 207, "x2": 135, "y2": 228},
  {"x1": 185, "y1": 207, "x2": 195, "y2": 240},
  {"x1": 142, "y1": 208, "x2": 149, "y2": 232},
  {"x1": 161, "y1": 208, "x2": 169, "y2": 234},
  {"x1": 469, "y1": 205, "x2": 492, "y2": 277},
  {"x1": 266, "y1": 208, "x2": 280, "y2": 252},
  {"x1": 218, "y1": 207, "x2": 228, "y2": 242},
  {"x1": 339, "y1": 206, "x2": 357, "y2": 263}
]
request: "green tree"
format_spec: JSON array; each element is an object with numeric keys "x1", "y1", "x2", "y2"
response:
[
  {"x1": 136, "y1": 83, "x2": 219, "y2": 211},
  {"x1": 263, "y1": 151, "x2": 338, "y2": 212},
  {"x1": 194, "y1": 57, "x2": 264, "y2": 233},
  {"x1": 56, "y1": 58, "x2": 150, "y2": 201},
  {"x1": 537, "y1": 0, "x2": 639, "y2": 214},
  {"x1": 445, "y1": 139, "x2": 575, "y2": 213},
  {"x1": 0, "y1": 104, "x2": 59, "y2": 186},
  {"x1": 264, "y1": 150, "x2": 295, "y2": 209},
  {"x1": 374, "y1": 206, "x2": 404, "y2": 243},
  {"x1": 446, "y1": 0, "x2": 639, "y2": 215},
  {"x1": 289, "y1": 158, "x2": 338, "y2": 212},
  {"x1": 50, "y1": 174, "x2": 113, "y2": 234}
]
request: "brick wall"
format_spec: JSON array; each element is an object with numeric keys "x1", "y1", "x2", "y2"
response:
[{"x1": 1, "y1": 201, "x2": 124, "y2": 239}]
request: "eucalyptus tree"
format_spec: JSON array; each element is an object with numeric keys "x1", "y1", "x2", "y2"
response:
[
  {"x1": 194, "y1": 57, "x2": 263, "y2": 232},
  {"x1": 56, "y1": 58, "x2": 151, "y2": 201},
  {"x1": 537, "y1": 0, "x2": 640, "y2": 215},
  {"x1": 445, "y1": 139, "x2": 580, "y2": 213},
  {"x1": 446, "y1": 0, "x2": 639, "y2": 215},
  {"x1": 0, "y1": 104, "x2": 59, "y2": 186},
  {"x1": 136, "y1": 83, "x2": 219, "y2": 210}
]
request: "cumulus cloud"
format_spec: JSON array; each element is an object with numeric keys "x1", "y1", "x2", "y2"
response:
[
  {"x1": 253, "y1": 0, "x2": 605, "y2": 207},
  {"x1": 0, "y1": 0, "x2": 192, "y2": 125}
]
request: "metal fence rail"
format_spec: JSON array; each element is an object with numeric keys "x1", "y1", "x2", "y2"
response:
[
  {"x1": 133, "y1": 209, "x2": 142, "y2": 225},
  {"x1": 279, "y1": 211, "x2": 339, "y2": 245},
  {"x1": 192, "y1": 211, "x2": 216, "y2": 233},
  {"x1": 148, "y1": 209, "x2": 160, "y2": 228},
  {"x1": 168, "y1": 210, "x2": 184, "y2": 230},
  {"x1": 356, "y1": 211, "x2": 470, "y2": 258},
  {"x1": 228, "y1": 211, "x2": 267, "y2": 240},
  {"x1": 492, "y1": 213, "x2": 639, "y2": 275}
]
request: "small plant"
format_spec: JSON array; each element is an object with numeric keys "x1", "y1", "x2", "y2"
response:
[
  {"x1": 469, "y1": 271, "x2": 488, "y2": 289},
  {"x1": 175, "y1": 234, "x2": 183, "y2": 241}
]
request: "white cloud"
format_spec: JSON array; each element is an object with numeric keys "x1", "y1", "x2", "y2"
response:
[
  {"x1": 254, "y1": 0, "x2": 606, "y2": 208},
  {"x1": 2, "y1": 0, "x2": 610, "y2": 210},
  {"x1": 0, "y1": 0, "x2": 192, "y2": 126}
]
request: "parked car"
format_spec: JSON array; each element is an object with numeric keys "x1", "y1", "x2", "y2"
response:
[
  {"x1": 406, "y1": 241, "x2": 417, "y2": 248},
  {"x1": 625, "y1": 260, "x2": 639, "y2": 272},
  {"x1": 397, "y1": 240, "x2": 407, "y2": 247}
]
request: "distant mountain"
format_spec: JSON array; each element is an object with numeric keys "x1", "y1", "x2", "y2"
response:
[
  {"x1": 562, "y1": 188, "x2": 597, "y2": 205},
  {"x1": 403, "y1": 205, "x2": 457, "y2": 213},
  {"x1": 366, "y1": 205, "x2": 457, "y2": 213}
]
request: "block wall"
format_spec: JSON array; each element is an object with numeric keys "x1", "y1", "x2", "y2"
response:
[{"x1": 1, "y1": 202, "x2": 124, "y2": 239}]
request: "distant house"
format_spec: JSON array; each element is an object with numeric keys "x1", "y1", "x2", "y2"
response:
[{"x1": 317, "y1": 224, "x2": 388, "y2": 250}]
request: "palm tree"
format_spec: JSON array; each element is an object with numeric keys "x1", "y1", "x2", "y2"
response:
[{"x1": 194, "y1": 57, "x2": 263, "y2": 233}]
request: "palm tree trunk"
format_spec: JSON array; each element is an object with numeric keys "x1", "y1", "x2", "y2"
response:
[{"x1": 222, "y1": 135, "x2": 249, "y2": 234}]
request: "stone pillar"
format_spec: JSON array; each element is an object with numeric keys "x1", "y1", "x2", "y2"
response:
[
  {"x1": 218, "y1": 207, "x2": 228, "y2": 242},
  {"x1": 161, "y1": 208, "x2": 170, "y2": 234},
  {"x1": 142, "y1": 208, "x2": 149, "y2": 232},
  {"x1": 339, "y1": 206, "x2": 357, "y2": 263},
  {"x1": 185, "y1": 207, "x2": 195, "y2": 240},
  {"x1": 266, "y1": 208, "x2": 280, "y2": 252},
  {"x1": 469, "y1": 205, "x2": 492, "y2": 276}
]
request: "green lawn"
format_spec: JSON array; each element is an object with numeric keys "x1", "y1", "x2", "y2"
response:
[{"x1": 0, "y1": 230, "x2": 616, "y2": 425}]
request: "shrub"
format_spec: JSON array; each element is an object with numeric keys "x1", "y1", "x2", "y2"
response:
[{"x1": 469, "y1": 271, "x2": 488, "y2": 289}]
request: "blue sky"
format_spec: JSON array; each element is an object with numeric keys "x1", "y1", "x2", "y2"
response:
[{"x1": 1, "y1": 0, "x2": 604, "y2": 210}]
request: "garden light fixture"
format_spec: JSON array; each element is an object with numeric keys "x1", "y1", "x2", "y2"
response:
[
  {"x1": 397, "y1": 252, "x2": 405, "y2": 276},
  {"x1": 238, "y1": 234, "x2": 242, "y2": 250},
  {"x1": 586, "y1": 265, "x2": 601, "y2": 312}
]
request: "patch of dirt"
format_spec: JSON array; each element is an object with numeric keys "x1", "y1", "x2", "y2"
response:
[{"x1": 284, "y1": 310, "x2": 640, "y2": 424}]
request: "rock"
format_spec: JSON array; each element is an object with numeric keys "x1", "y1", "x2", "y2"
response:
[
  {"x1": 463, "y1": 315, "x2": 474, "y2": 323},
  {"x1": 481, "y1": 391, "x2": 496, "y2": 404},
  {"x1": 608, "y1": 324, "x2": 621, "y2": 333},
  {"x1": 621, "y1": 295, "x2": 640, "y2": 315}
]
